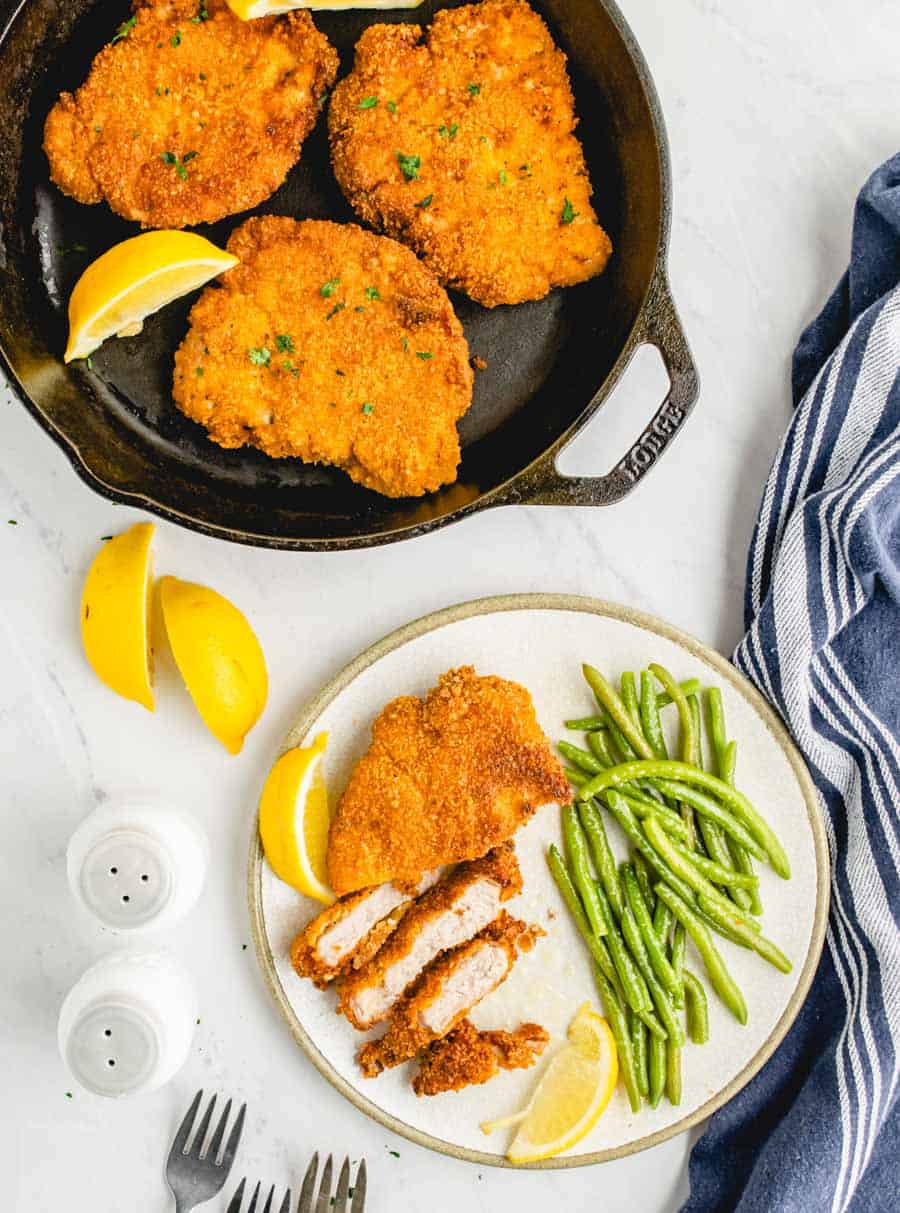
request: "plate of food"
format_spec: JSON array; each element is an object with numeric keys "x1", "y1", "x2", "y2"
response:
[
  {"x1": 248, "y1": 594, "x2": 829, "y2": 1167},
  {"x1": 0, "y1": 0, "x2": 697, "y2": 548}
]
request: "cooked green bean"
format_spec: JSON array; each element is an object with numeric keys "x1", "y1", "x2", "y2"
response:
[
  {"x1": 546, "y1": 845, "x2": 618, "y2": 986},
  {"x1": 720, "y1": 738, "x2": 737, "y2": 783},
  {"x1": 705, "y1": 687, "x2": 727, "y2": 756},
  {"x1": 683, "y1": 970, "x2": 710, "y2": 1044},
  {"x1": 665, "y1": 1040, "x2": 682, "y2": 1106},
  {"x1": 621, "y1": 671, "x2": 642, "y2": 730},
  {"x1": 623, "y1": 794, "x2": 692, "y2": 843},
  {"x1": 633, "y1": 850, "x2": 656, "y2": 911},
  {"x1": 591, "y1": 880, "x2": 652, "y2": 1016},
  {"x1": 562, "y1": 805, "x2": 607, "y2": 938},
  {"x1": 578, "y1": 800, "x2": 623, "y2": 918},
  {"x1": 593, "y1": 964, "x2": 641, "y2": 1113},
  {"x1": 697, "y1": 895, "x2": 792, "y2": 973},
  {"x1": 655, "y1": 884, "x2": 748, "y2": 1024},
  {"x1": 582, "y1": 664, "x2": 655, "y2": 760},
  {"x1": 649, "y1": 664, "x2": 696, "y2": 765},
  {"x1": 558, "y1": 739, "x2": 604, "y2": 775},
  {"x1": 648, "y1": 1030, "x2": 666, "y2": 1108},
  {"x1": 566, "y1": 680, "x2": 703, "y2": 732},
  {"x1": 651, "y1": 778, "x2": 767, "y2": 860},
  {"x1": 640, "y1": 670, "x2": 669, "y2": 760},
  {"x1": 630, "y1": 1009, "x2": 649, "y2": 1099},
  {"x1": 564, "y1": 766, "x2": 588, "y2": 788},
  {"x1": 622, "y1": 865, "x2": 680, "y2": 996},
  {"x1": 578, "y1": 760, "x2": 790, "y2": 879},
  {"x1": 670, "y1": 922, "x2": 686, "y2": 1009},
  {"x1": 587, "y1": 728, "x2": 616, "y2": 767},
  {"x1": 602, "y1": 791, "x2": 697, "y2": 904},
  {"x1": 619, "y1": 897, "x2": 685, "y2": 1045},
  {"x1": 667, "y1": 835, "x2": 760, "y2": 889},
  {"x1": 703, "y1": 693, "x2": 755, "y2": 913},
  {"x1": 720, "y1": 735, "x2": 763, "y2": 915}
]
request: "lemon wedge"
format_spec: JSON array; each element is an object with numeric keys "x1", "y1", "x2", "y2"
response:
[
  {"x1": 258, "y1": 733, "x2": 334, "y2": 902},
  {"x1": 81, "y1": 522, "x2": 155, "y2": 711},
  {"x1": 65, "y1": 231, "x2": 238, "y2": 362},
  {"x1": 481, "y1": 1003, "x2": 618, "y2": 1163},
  {"x1": 159, "y1": 576, "x2": 267, "y2": 755},
  {"x1": 226, "y1": 0, "x2": 421, "y2": 18}
]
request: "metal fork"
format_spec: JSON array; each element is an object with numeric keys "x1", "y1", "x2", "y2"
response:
[
  {"x1": 298, "y1": 1153, "x2": 366, "y2": 1213},
  {"x1": 226, "y1": 1179, "x2": 292, "y2": 1213},
  {"x1": 165, "y1": 1090, "x2": 247, "y2": 1212}
]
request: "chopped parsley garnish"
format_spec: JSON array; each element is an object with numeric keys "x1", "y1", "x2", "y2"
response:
[
  {"x1": 388, "y1": 1150, "x2": 400, "y2": 1158},
  {"x1": 438, "y1": 123, "x2": 458, "y2": 140},
  {"x1": 361, "y1": 403, "x2": 374, "y2": 415},
  {"x1": 354, "y1": 306, "x2": 365, "y2": 313},
  {"x1": 65, "y1": 1092, "x2": 73, "y2": 1099},
  {"x1": 111, "y1": 16, "x2": 137, "y2": 44},
  {"x1": 7, "y1": 519, "x2": 17, "y2": 525},
  {"x1": 160, "y1": 150, "x2": 195, "y2": 180},
  {"x1": 282, "y1": 359, "x2": 299, "y2": 377},
  {"x1": 479, "y1": 134, "x2": 488, "y2": 143},
  {"x1": 198, "y1": 72, "x2": 206, "y2": 81},
  {"x1": 468, "y1": 82, "x2": 481, "y2": 95},
  {"x1": 276, "y1": 333, "x2": 294, "y2": 353},
  {"x1": 319, "y1": 277, "x2": 341, "y2": 297},
  {"x1": 498, "y1": 169, "x2": 507, "y2": 186},
  {"x1": 171, "y1": 30, "x2": 182, "y2": 47},
  {"x1": 325, "y1": 302, "x2": 345, "y2": 320},
  {"x1": 387, "y1": 100, "x2": 397, "y2": 113},
  {"x1": 190, "y1": 4, "x2": 209, "y2": 23},
  {"x1": 416, "y1": 351, "x2": 433, "y2": 360},
  {"x1": 396, "y1": 152, "x2": 420, "y2": 181},
  {"x1": 247, "y1": 347, "x2": 271, "y2": 366},
  {"x1": 561, "y1": 197, "x2": 577, "y2": 224},
  {"x1": 364, "y1": 286, "x2": 380, "y2": 301},
  {"x1": 415, "y1": 194, "x2": 433, "y2": 209},
  {"x1": 335, "y1": 368, "x2": 345, "y2": 376},
  {"x1": 182, "y1": 150, "x2": 198, "y2": 164},
  {"x1": 358, "y1": 96, "x2": 378, "y2": 109},
  {"x1": 56, "y1": 242, "x2": 88, "y2": 256},
  {"x1": 94, "y1": 125, "x2": 103, "y2": 133},
  {"x1": 195, "y1": 366, "x2": 204, "y2": 376},
  {"x1": 401, "y1": 337, "x2": 409, "y2": 352}
]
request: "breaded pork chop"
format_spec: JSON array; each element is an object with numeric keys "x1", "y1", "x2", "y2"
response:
[
  {"x1": 326, "y1": 666, "x2": 572, "y2": 896},
  {"x1": 43, "y1": 0, "x2": 337, "y2": 228},
  {"x1": 412, "y1": 1017, "x2": 548, "y2": 1096},
  {"x1": 173, "y1": 217, "x2": 474, "y2": 497},
  {"x1": 328, "y1": 0, "x2": 612, "y2": 307}
]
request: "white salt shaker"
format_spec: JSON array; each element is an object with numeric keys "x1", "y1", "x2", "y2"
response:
[
  {"x1": 66, "y1": 797, "x2": 208, "y2": 933},
  {"x1": 58, "y1": 951, "x2": 198, "y2": 1097}
]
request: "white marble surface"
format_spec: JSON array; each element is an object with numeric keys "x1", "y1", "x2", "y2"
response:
[{"x1": 2, "y1": 1, "x2": 897, "y2": 1209}]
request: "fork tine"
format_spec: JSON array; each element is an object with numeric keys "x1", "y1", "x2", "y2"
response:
[
  {"x1": 350, "y1": 1160, "x2": 366, "y2": 1213},
  {"x1": 314, "y1": 1154, "x2": 333, "y2": 1213},
  {"x1": 221, "y1": 1102, "x2": 247, "y2": 1170},
  {"x1": 297, "y1": 1152, "x2": 319, "y2": 1213},
  {"x1": 332, "y1": 1158, "x2": 351, "y2": 1213},
  {"x1": 247, "y1": 1180, "x2": 261, "y2": 1213},
  {"x1": 190, "y1": 1093, "x2": 217, "y2": 1158},
  {"x1": 261, "y1": 1184, "x2": 276, "y2": 1213},
  {"x1": 170, "y1": 1090, "x2": 203, "y2": 1158},
  {"x1": 227, "y1": 1178, "x2": 247, "y2": 1213},
  {"x1": 278, "y1": 1190, "x2": 292, "y2": 1213},
  {"x1": 207, "y1": 1098, "x2": 233, "y2": 1164}
]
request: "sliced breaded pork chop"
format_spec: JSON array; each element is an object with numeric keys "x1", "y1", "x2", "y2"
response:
[
  {"x1": 412, "y1": 1018, "x2": 548, "y2": 1096},
  {"x1": 44, "y1": 1, "x2": 337, "y2": 229},
  {"x1": 329, "y1": 0, "x2": 612, "y2": 307},
  {"x1": 339, "y1": 844, "x2": 521, "y2": 1029}
]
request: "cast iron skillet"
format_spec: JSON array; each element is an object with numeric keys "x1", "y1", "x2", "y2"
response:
[{"x1": 0, "y1": 0, "x2": 698, "y2": 550}]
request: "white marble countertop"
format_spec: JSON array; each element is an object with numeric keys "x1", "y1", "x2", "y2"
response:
[{"x1": 3, "y1": 1, "x2": 897, "y2": 1209}]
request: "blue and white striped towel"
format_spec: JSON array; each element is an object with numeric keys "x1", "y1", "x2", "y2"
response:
[{"x1": 683, "y1": 155, "x2": 900, "y2": 1211}]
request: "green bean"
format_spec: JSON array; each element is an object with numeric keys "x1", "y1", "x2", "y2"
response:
[
  {"x1": 652, "y1": 778, "x2": 767, "y2": 861},
  {"x1": 670, "y1": 922, "x2": 686, "y2": 1008},
  {"x1": 590, "y1": 880, "x2": 652, "y2": 1016},
  {"x1": 546, "y1": 846, "x2": 618, "y2": 986},
  {"x1": 640, "y1": 670, "x2": 669, "y2": 759},
  {"x1": 558, "y1": 739, "x2": 604, "y2": 775},
  {"x1": 564, "y1": 766, "x2": 588, "y2": 788},
  {"x1": 587, "y1": 728, "x2": 616, "y2": 768},
  {"x1": 621, "y1": 671, "x2": 642, "y2": 730},
  {"x1": 667, "y1": 835, "x2": 760, "y2": 889},
  {"x1": 623, "y1": 794, "x2": 691, "y2": 843},
  {"x1": 694, "y1": 902, "x2": 758, "y2": 948},
  {"x1": 578, "y1": 759, "x2": 790, "y2": 878},
  {"x1": 703, "y1": 693, "x2": 755, "y2": 913},
  {"x1": 697, "y1": 895, "x2": 792, "y2": 973},
  {"x1": 633, "y1": 850, "x2": 656, "y2": 911},
  {"x1": 705, "y1": 687, "x2": 727, "y2": 756},
  {"x1": 593, "y1": 964, "x2": 641, "y2": 1113},
  {"x1": 648, "y1": 1030, "x2": 666, "y2": 1108},
  {"x1": 720, "y1": 738, "x2": 737, "y2": 783},
  {"x1": 602, "y1": 791, "x2": 698, "y2": 904},
  {"x1": 582, "y1": 664, "x2": 655, "y2": 761},
  {"x1": 683, "y1": 970, "x2": 710, "y2": 1044},
  {"x1": 565, "y1": 680, "x2": 703, "y2": 732},
  {"x1": 649, "y1": 664, "x2": 696, "y2": 765},
  {"x1": 720, "y1": 735, "x2": 763, "y2": 915},
  {"x1": 653, "y1": 898, "x2": 674, "y2": 945},
  {"x1": 619, "y1": 897, "x2": 685, "y2": 1045},
  {"x1": 562, "y1": 805, "x2": 607, "y2": 938},
  {"x1": 578, "y1": 800, "x2": 623, "y2": 918},
  {"x1": 622, "y1": 865, "x2": 680, "y2": 996},
  {"x1": 665, "y1": 1040, "x2": 682, "y2": 1106},
  {"x1": 629, "y1": 1008, "x2": 649, "y2": 1098},
  {"x1": 698, "y1": 814, "x2": 753, "y2": 909},
  {"x1": 655, "y1": 884, "x2": 748, "y2": 1024}
]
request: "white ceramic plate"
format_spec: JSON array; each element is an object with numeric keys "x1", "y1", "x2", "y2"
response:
[{"x1": 248, "y1": 595, "x2": 828, "y2": 1168}]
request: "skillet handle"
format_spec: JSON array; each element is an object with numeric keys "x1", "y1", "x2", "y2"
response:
[{"x1": 508, "y1": 271, "x2": 699, "y2": 507}]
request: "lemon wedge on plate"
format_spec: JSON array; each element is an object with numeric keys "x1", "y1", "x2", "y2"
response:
[
  {"x1": 159, "y1": 576, "x2": 267, "y2": 755},
  {"x1": 258, "y1": 733, "x2": 334, "y2": 903},
  {"x1": 81, "y1": 522, "x2": 155, "y2": 711},
  {"x1": 481, "y1": 1003, "x2": 618, "y2": 1163},
  {"x1": 65, "y1": 231, "x2": 238, "y2": 362},
  {"x1": 226, "y1": 0, "x2": 421, "y2": 18}
]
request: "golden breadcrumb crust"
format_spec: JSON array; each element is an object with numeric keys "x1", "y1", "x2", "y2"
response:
[
  {"x1": 327, "y1": 666, "x2": 572, "y2": 896},
  {"x1": 290, "y1": 892, "x2": 412, "y2": 991},
  {"x1": 173, "y1": 216, "x2": 474, "y2": 497},
  {"x1": 328, "y1": 0, "x2": 612, "y2": 307},
  {"x1": 338, "y1": 843, "x2": 521, "y2": 1028},
  {"x1": 357, "y1": 912, "x2": 542, "y2": 1077},
  {"x1": 43, "y1": 0, "x2": 337, "y2": 228},
  {"x1": 412, "y1": 1017, "x2": 548, "y2": 1096}
]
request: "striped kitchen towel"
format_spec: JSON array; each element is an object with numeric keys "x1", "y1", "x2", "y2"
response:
[{"x1": 683, "y1": 155, "x2": 900, "y2": 1211}]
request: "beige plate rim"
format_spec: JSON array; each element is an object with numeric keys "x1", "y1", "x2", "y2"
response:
[{"x1": 247, "y1": 593, "x2": 830, "y2": 1170}]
